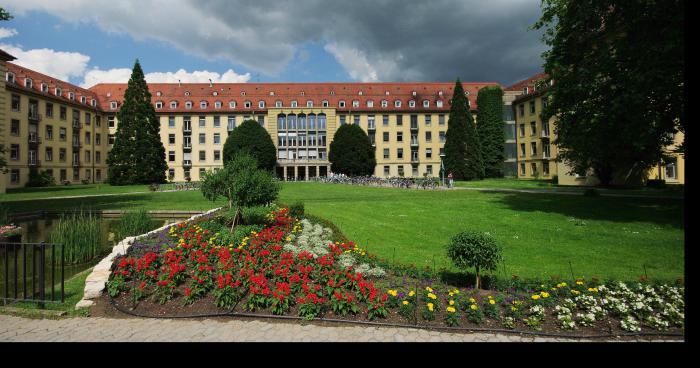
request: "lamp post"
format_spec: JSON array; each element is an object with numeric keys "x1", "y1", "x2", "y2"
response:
[{"x1": 439, "y1": 153, "x2": 446, "y2": 187}]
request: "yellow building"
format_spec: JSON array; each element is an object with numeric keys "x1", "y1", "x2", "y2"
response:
[{"x1": 510, "y1": 74, "x2": 685, "y2": 186}]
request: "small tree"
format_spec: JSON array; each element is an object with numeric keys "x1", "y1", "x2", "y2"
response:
[
  {"x1": 446, "y1": 230, "x2": 502, "y2": 289},
  {"x1": 223, "y1": 119, "x2": 277, "y2": 171},
  {"x1": 444, "y1": 79, "x2": 484, "y2": 180},
  {"x1": 200, "y1": 154, "x2": 280, "y2": 230},
  {"x1": 329, "y1": 123, "x2": 376, "y2": 176},
  {"x1": 476, "y1": 86, "x2": 505, "y2": 178}
]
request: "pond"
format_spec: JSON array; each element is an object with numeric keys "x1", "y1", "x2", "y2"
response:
[{"x1": 1, "y1": 214, "x2": 185, "y2": 301}]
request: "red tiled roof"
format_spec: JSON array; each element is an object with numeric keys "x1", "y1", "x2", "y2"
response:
[
  {"x1": 504, "y1": 72, "x2": 549, "y2": 92},
  {"x1": 89, "y1": 81, "x2": 501, "y2": 113},
  {"x1": 6, "y1": 62, "x2": 101, "y2": 109}
]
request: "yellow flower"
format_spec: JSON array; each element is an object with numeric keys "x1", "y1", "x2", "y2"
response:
[
  {"x1": 469, "y1": 298, "x2": 475, "y2": 303},
  {"x1": 408, "y1": 290, "x2": 415, "y2": 297},
  {"x1": 449, "y1": 292, "x2": 454, "y2": 297},
  {"x1": 453, "y1": 289, "x2": 460, "y2": 294},
  {"x1": 540, "y1": 292, "x2": 550, "y2": 298},
  {"x1": 489, "y1": 299, "x2": 496, "y2": 305},
  {"x1": 425, "y1": 287, "x2": 433, "y2": 293},
  {"x1": 551, "y1": 287, "x2": 557, "y2": 291},
  {"x1": 470, "y1": 304, "x2": 477, "y2": 310},
  {"x1": 427, "y1": 293, "x2": 437, "y2": 300},
  {"x1": 588, "y1": 287, "x2": 598, "y2": 293},
  {"x1": 571, "y1": 290, "x2": 581, "y2": 295},
  {"x1": 285, "y1": 237, "x2": 291, "y2": 242},
  {"x1": 449, "y1": 300, "x2": 455, "y2": 306},
  {"x1": 487, "y1": 295, "x2": 492, "y2": 299},
  {"x1": 531, "y1": 295, "x2": 541, "y2": 300},
  {"x1": 446, "y1": 306, "x2": 456, "y2": 313},
  {"x1": 402, "y1": 300, "x2": 409, "y2": 305},
  {"x1": 388, "y1": 290, "x2": 398, "y2": 297},
  {"x1": 576, "y1": 280, "x2": 584, "y2": 285},
  {"x1": 511, "y1": 306, "x2": 517, "y2": 311},
  {"x1": 427, "y1": 303, "x2": 434, "y2": 312}
]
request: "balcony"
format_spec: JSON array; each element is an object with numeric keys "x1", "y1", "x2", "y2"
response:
[
  {"x1": 72, "y1": 141, "x2": 82, "y2": 148},
  {"x1": 367, "y1": 123, "x2": 376, "y2": 130},
  {"x1": 411, "y1": 154, "x2": 420, "y2": 163},
  {"x1": 183, "y1": 125, "x2": 192, "y2": 133},
  {"x1": 72, "y1": 119, "x2": 81, "y2": 129},
  {"x1": 28, "y1": 110, "x2": 42, "y2": 122},
  {"x1": 542, "y1": 152, "x2": 551, "y2": 160},
  {"x1": 410, "y1": 123, "x2": 419, "y2": 130},
  {"x1": 183, "y1": 144, "x2": 192, "y2": 152},
  {"x1": 28, "y1": 159, "x2": 41, "y2": 167},
  {"x1": 72, "y1": 160, "x2": 80, "y2": 167},
  {"x1": 541, "y1": 130, "x2": 550, "y2": 138},
  {"x1": 183, "y1": 160, "x2": 192, "y2": 167},
  {"x1": 410, "y1": 138, "x2": 419, "y2": 147},
  {"x1": 28, "y1": 134, "x2": 42, "y2": 145}
]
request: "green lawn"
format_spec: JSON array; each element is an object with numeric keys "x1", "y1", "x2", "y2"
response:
[
  {"x1": 280, "y1": 182, "x2": 684, "y2": 281},
  {"x1": 0, "y1": 184, "x2": 150, "y2": 202},
  {"x1": 1, "y1": 268, "x2": 92, "y2": 317},
  {"x1": 2, "y1": 182, "x2": 684, "y2": 282},
  {"x1": 455, "y1": 178, "x2": 684, "y2": 197}
]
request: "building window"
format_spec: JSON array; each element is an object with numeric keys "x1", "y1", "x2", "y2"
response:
[
  {"x1": 258, "y1": 100, "x2": 265, "y2": 108},
  {"x1": 170, "y1": 101, "x2": 178, "y2": 109},
  {"x1": 322, "y1": 100, "x2": 329, "y2": 107},
  {"x1": 423, "y1": 100, "x2": 429, "y2": 108},
  {"x1": 10, "y1": 119, "x2": 19, "y2": 136},
  {"x1": 520, "y1": 163, "x2": 526, "y2": 176},
  {"x1": 397, "y1": 132, "x2": 403, "y2": 142},
  {"x1": 56, "y1": 88, "x2": 62, "y2": 97},
  {"x1": 530, "y1": 122, "x2": 536, "y2": 136},
  {"x1": 291, "y1": 101, "x2": 298, "y2": 108},
  {"x1": 200, "y1": 101, "x2": 208, "y2": 109},
  {"x1": 45, "y1": 125, "x2": 53, "y2": 140},
  {"x1": 338, "y1": 100, "x2": 345, "y2": 108},
  {"x1": 425, "y1": 131, "x2": 432, "y2": 142},
  {"x1": 531, "y1": 142, "x2": 537, "y2": 155},
  {"x1": 518, "y1": 104, "x2": 525, "y2": 117},
  {"x1": 384, "y1": 166, "x2": 390, "y2": 176},
  {"x1": 108, "y1": 116, "x2": 116, "y2": 128},
  {"x1": 339, "y1": 115, "x2": 346, "y2": 125},
  {"x1": 11, "y1": 94, "x2": 20, "y2": 111},
  {"x1": 409, "y1": 100, "x2": 416, "y2": 108},
  {"x1": 520, "y1": 143, "x2": 526, "y2": 157},
  {"x1": 306, "y1": 100, "x2": 313, "y2": 108},
  {"x1": 425, "y1": 115, "x2": 431, "y2": 126},
  {"x1": 169, "y1": 134, "x2": 176, "y2": 145},
  {"x1": 214, "y1": 150, "x2": 221, "y2": 161},
  {"x1": 58, "y1": 148, "x2": 66, "y2": 162},
  {"x1": 10, "y1": 169, "x2": 19, "y2": 184},
  {"x1": 436, "y1": 100, "x2": 443, "y2": 108},
  {"x1": 168, "y1": 151, "x2": 175, "y2": 162},
  {"x1": 543, "y1": 161, "x2": 550, "y2": 176},
  {"x1": 6, "y1": 72, "x2": 14, "y2": 83},
  {"x1": 229, "y1": 101, "x2": 236, "y2": 109},
  {"x1": 531, "y1": 163, "x2": 538, "y2": 176},
  {"x1": 426, "y1": 148, "x2": 432, "y2": 159},
  {"x1": 46, "y1": 102, "x2": 54, "y2": 118},
  {"x1": 108, "y1": 134, "x2": 115, "y2": 145},
  {"x1": 199, "y1": 133, "x2": 206, "y2": 144},
  {"x1": 185, "y1": 101, "x2": 193, "y2": 109},
  {"x1": 199, "y1": 116, "x2": 206, "y2": 127},
  {"x1": 85, "y1": 150, "x2": 91, "y2": 163},
  {"x1": 397, "y1": 148, "x2": 403, "y2": 159},
  {"x1": 398, "y1": 165, "x2": 405, "y2": 177},
  {"x1": 110, "y1": 101, "x2": 117, "y2": 110},
  {"x1": 168, "y1": 169, "x2": 175, "y2": 180},
  {"x1": 166, "y1": 116, "x2": 174, "y2": 128},
  {"x1": 529, "y1": 101, "x2": 536, "y2": 114},
  {"x1": 96, "y1": 169, "x2": 102, "y2": 181},
  {"x1": 367, "y1": 100, "x2": 374, "y2": 108},
  {"x1": 427, "y1": 165, "x2": 433, "y2": 175},
  {"x1": 395, "y1": 100, "x2": 401, "y2": 108},
  {"x1": 665, "y1": 158, "x2": 678, "y2": 180},
  {"x1": 519, "y1": 124, "x2": 525, "y2": 137},
  {"x1": 383, "y1": 149, "x2": 390, "y2": 159},
  {"x1": 381, "y1": 100, "x2": 388, "y2": 108},
  {"x1": 155, "y1": 101, "x2": 163, "y2": 109},
  {"x1": 383, "y1": 132, "x2": 389, "y2": 142},
  {"x1": 60, "y1": 169, "x2": 67, "y2": 182},
  {"x1": 227, "y1": 116, "x2": 236, "y2": 131},
  {"x1": 96, "y1": 151, "x2": 101, "y2": 164},
  {"x1": 353, "y1": 115, "x2": 360, "y2": 125},
  {"x1": 214, "y1": 133, "x2": 221, "y2": 144},
  {"x1": 199, "y1": 150, "x2": 206, "y2": 161},
  {"x1": 9, "y1": 144, "x2": 19, "y2": 160},
  {"x1": 244, "y1": 101, "x2": 251, "y2": 109},
  {"x1": 215, "y1": 101, "x2": 222, "y2": 109}
]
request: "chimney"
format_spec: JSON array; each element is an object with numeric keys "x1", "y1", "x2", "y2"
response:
[
  {"x1": 209, "y1": 79, "x2": 213, "y2": 87},
  {"x1": 178, "y1": 79, "x2": 181, "y2": 87}
]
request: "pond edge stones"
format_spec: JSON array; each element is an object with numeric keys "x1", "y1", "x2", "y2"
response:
[{"x1": 76, "y1": 207, "x2": 222, "y2": 309}]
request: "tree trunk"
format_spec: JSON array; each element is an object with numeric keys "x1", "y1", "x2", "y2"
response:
[
  {"x1": 475, "y1": 266, "x2": 481, "y2": 290},
  {"x1": 229, "y1": 206, "x2": 240, "y2": 232}
]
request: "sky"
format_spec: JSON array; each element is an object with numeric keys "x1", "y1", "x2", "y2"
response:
[{"x1": 0, "y1": 0, "x2": 547, "y2": 89}]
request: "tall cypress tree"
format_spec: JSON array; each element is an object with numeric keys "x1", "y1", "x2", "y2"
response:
[
  {"x1": 476, "y1": 86, "x2": 505, "y2": 178},
  {"x1": 107, "y1": 60, "x2": 167, "y2": 185},
  {"x1": 444, "y1": 79, "x2": 484, "y2": 180}
]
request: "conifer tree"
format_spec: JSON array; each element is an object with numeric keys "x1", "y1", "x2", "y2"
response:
[
  {"x1": 107, "y1": 60, "x2": 167, "y2": 184},
  {"x1": 329, "y1": 123, "x2": 376, "y2": 176},
  {"x1": 223, "y1": 119, "x2": 277, "y2": 171},
  {"x1": 444, "y1": 79, "x2": 484, "y2": 180},
  {"x1": 476, "y1": 86, "x2": 505, "y2": 178}
]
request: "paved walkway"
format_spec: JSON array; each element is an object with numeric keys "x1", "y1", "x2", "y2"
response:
[{"x1": 0, "y1": 315, "x2": 678, "y2": 342}]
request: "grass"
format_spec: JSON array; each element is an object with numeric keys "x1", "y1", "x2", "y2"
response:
[
  {"x1": 1, "y1": 182, "x2": 684, "y2": 282},
  {"x1": 115, "y1": 209, "x2": 154, "y2": 242},
  {"x1": 49, "y1": 210, "x2": 102, "y2": 265},
  {"x1": 0, "y1": 183, "x2": 150, "y2": 202},
  {"x1": 455, "y1": 178, "x2": 684, "y2": 197},
  {"x1": 0, "y1": 268, "x2": 92, "y2": 318},
  {"x1": 279, "y1": 182, "x2": 684, "y2": 281}
]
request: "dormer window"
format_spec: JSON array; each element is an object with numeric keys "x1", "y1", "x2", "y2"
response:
[
  {"x1": 155, "y1": 101, "x2": 163, "y2": 109},
  {"x1": 464, "y1": 90, "x2": 470, "y2": 96},
  {"x1": 25, "y1": 78, "x2": 32, "y2": 88},
  {"x1": 367, "y1": 100, "x2": 374, "y2": 108},
  {"x1": 330, "y1": 91, "x2": 335, "y2": 96},
  {"x1": 523, "y1": 87, "x2": 529, "y2": 94},
  {"x1": 212, "y1": 91, "x2": 218, "y2": 96},
  {"x1": 291, "y1": 100, "x2": 298, "y2": 108},
  {"x1": 358, "y1": 91, "x2": 363, "y2": 96},
  {"x1": 322, "y1": 100, "x2": 329, "y2": 107},
  {"x1": 385, "y1": 91, "x2": 390, "y2": 96},
  {"x1": 244, "y1": 101, "x2": 251, "y2": 109},
  {"x1": 338, "y1": 100, "x2": 345, "y2": 108},
  {"x1": 258, "y1": 100, "x2": 265, "y2": 108},
  {"x1": 184, "y1": 91, "x2": 190, "y2": 96},
  {"x1": 56, "y1": 87, "x2": 62, "y2": 97},
  {"x1": 156, "y1": 91, "x2": 162, "y2": 96},
  {"x1": 412, "y1": 91, "x2": 417, "y2": 97},
  {"x1": 68, "y1": 92, "x2": 75, "y2": 100},
  {"x1": 352, "y1": 100, "x2": 359, "y2": 108},
  {"x1": 269, "y1": 91, "x2": 275, "y2": 96},
  {"x1": 409, "y1": 100, "x2": 415, "y2": 108},
  {"x1": 41, "y1": 83, "x2": 49, "y2": 93},
  {"x1": 81, "y1": 96, "x2": 87, "y2": 104},
  {"x1": 436, "y1": 100, "x2": 444, "y2": 108},
  {"x1": 229, "y1": 101, "x2": 236, "y2": 109},
  {"x1": 395, "y1": 100, "x2": 401, "y2": 107},
  {"x1": 110, "y1": 101, "x2": 118, "y2": 110},
  {"x1": 170, "y1": 101, "x2": 178, "y2": 109},
  {"x1": 241, "y1": 91, "x2": 246, "y2": 96},
  {"x1": 200, "y1": 101, "x2": 208, "y2": 109},
  {"x1": 381, "y1": 100, "x2": 388, "y2": 108},
  {"x1": 306, "y1": 100, "x2": 313, "y2": 108},
  {"x1": 423, "y1": 100, "x2": 430, "y2": 108},
  {"x1": 275, "y1": 100, "x2": 283, "y2": 108},
  {"x1": 185, "y1": 101, "x2": 193, "y2": 109},
  {"x1": 438, "y1": 91, "x2": 443, "y2": 97},
  {"x1": 214, "y1": 101, "x2": 222, "y2": 109},
  {"x1": 5, "y1": 72, "x2": 14, "y2": 83},
  {"x1": 300, "y1": 91, "x2": 305, "y2": 96},
  {"x1": 91, "y1": 99, "x2": 97, "y2": 107}
]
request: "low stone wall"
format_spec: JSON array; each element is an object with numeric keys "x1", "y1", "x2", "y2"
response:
[{"x1": 76, "y1": 207, "x2": 222, "y2": 309}]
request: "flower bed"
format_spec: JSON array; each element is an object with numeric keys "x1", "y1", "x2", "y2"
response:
[{"x1": 105, "y1": 207, "x2": 684, "y2": 336}]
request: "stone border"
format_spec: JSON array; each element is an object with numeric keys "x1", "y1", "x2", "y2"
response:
[{"x1": 75, "y1": 207, "x2": 222, "y2": 309}]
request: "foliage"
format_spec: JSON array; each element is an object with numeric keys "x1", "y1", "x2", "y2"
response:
[
  {"x1": 0, "y1": 7, "x2": 12, "y2": 21},
  {"x1": 328, "y1": 123, "x2": 376, "y2": 176},
  {"x1": 289, "y1": 201, "x2": 305, "y2": 219},
  {"x1": 223, "y1": 119, "x2": 277, "y2": 171},
  {"x1": 107, "y1": 60, "x2": 167, "y2": 185},
  {"x1": 533, "y1": 0, "x2": 684, "y2": 185},
  {"x1": 25, "y1": 169, "x2": 55, "y2": 187},
  {"x1": 476, "y1": 86, "x2": 506, "y2": 178},
  {"x1": 116, "y1": 209, "x2": 153, "y2": 241},
  {"x1": 241, "y1": 206, "x2": 272, "y2": 226},
  {"x1": 446, "y1": 230, "x2": 502, "y2": 289},
  {"x1": 443, "y1": 79, "x2": 484, "y2": 180},
  {"x1": 49, "y1": 210, "x2": 102, "y2": 264}
]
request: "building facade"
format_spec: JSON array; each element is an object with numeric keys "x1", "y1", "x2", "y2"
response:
[{"x1": 510, "y1": 74, "x2": 685, "y2": 185}]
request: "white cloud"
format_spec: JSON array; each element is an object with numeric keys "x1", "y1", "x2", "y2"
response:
[
  {"x1": 81, "y1": 67, "x2": 251, "y2": 87},
  {"x1": 0, "y1": 43, "x2": 90, "y2": 81},
  {"x1": 0, "y1": 27, "x2": 18, "y2": 39}
]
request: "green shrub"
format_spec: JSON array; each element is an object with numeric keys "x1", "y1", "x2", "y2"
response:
[
  {"x1": 241, "y1": 206, "x2": 271, "y2": 226},
  {"x1": 116, "y1": 209, "x2": 153, "y2": 241},
  {"x1": 289, "y1": 201, "x2": 305, "y2": 219},
  {"x1": 583, "y1": 188, "x2": 600, "y2": 197},
  {"x1": 446, "y1": 230, "x2": 502, "y2": 289},
  {"x1": 26, "y1": 169, "x2": 55, "y2": 187},
  {"x1": 49, "y1": 210, "x2": 102, "y2": 264}
]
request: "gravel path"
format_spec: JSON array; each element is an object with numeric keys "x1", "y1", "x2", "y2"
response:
[{"x1": 0, "y1": 315, "x2": 680, "y2": 342}]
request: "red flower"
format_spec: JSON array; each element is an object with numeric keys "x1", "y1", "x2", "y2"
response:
[
  {"x1": 334, "y1": 291, "x2": 343, "y2": 301},
  {"x1": 185, "y1": 287, "x2": 191, "y2": 297}
]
